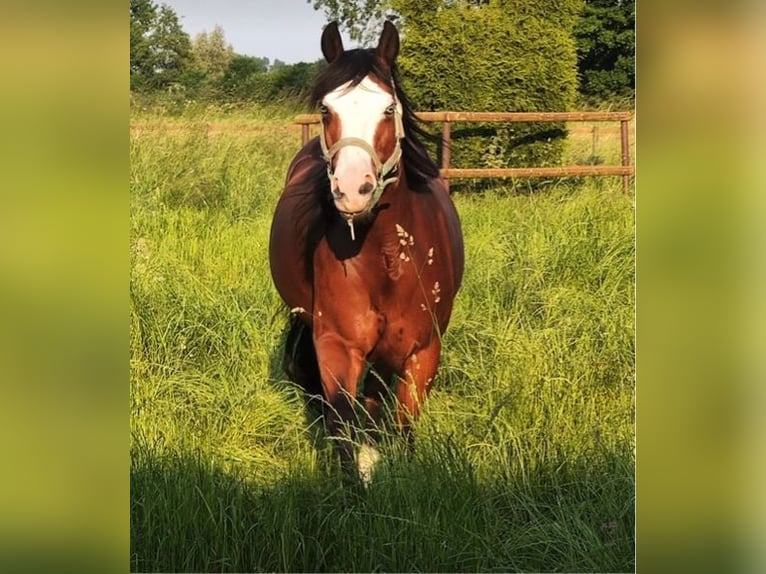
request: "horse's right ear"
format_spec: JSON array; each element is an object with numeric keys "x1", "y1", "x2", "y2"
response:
[{"x1": 321, "y1": 21, "x2": 344, "y2": 63}]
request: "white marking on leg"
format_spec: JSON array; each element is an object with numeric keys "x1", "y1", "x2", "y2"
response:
[{"x1": 357, "y1": 443, "x2": 381, "y2": 487}]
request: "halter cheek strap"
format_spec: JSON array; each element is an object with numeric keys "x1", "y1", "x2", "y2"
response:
[{"x1": 319, "y1": 99, "x2": 405, "y2": 213}]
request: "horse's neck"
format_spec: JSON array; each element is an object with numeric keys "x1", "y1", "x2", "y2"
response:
[{"x1": 381, "y1": 173, "x2": 416, "y2": 220}]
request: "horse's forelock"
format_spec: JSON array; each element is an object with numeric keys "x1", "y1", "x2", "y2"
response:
[{"x1": 311, "y1": 49, "x2": 392, "y2": 105}]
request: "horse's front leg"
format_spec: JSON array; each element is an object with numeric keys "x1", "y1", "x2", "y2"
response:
[
  {"x1": 312, "y1": 327, "x2": 370, "y2": 474},
  {"x1": 395, "y1": 336, "x2": 441, "y2": 447}
]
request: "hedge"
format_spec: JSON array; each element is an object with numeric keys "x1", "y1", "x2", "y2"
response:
[{"x1": 394, "y1": 0, "x2": 582, "y2": 172}]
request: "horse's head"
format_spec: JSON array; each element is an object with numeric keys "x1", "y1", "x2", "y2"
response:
[{"x1": 315, "y1": 21, "x2": 404, "y2": 219}]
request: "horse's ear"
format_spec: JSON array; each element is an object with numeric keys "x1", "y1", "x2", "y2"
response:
[
  {"x1": 321, "y1": 21, "x2": 344, "y2": 63},
  {"x1": 375, "y1": 20, "x2": 399, "y2": 68}
]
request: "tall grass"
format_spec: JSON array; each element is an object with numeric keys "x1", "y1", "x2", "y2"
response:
[{"x1": 130, "y1": 106, "x2": 635, "y2": 572}]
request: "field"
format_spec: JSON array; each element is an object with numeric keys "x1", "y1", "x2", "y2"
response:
[{"x1": 130, "y1": 103, "x2": 635, "y2": 572}]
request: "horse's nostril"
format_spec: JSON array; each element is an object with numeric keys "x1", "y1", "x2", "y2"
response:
[
  {"x1": 331, "y1": 178, "x2": 343, "y2": 198},
  {"x1": 359, "y1": 174, "x2": 376, "y2": 195},
  {"x1": 359, "y1": 181, "x2": 374, "y2": 195}
]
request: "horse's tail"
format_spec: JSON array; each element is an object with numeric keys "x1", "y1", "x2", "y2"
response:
[{"x1": 283, "y1": 315, "x2": 324, "y2": 404}]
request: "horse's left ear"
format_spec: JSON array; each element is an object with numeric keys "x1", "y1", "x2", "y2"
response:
[{"x1": 375, "y1": 20, "x2": 399, "y2": 68}]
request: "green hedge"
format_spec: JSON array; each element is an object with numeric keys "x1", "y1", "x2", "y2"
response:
[{"x1": 395, "y1": 0, "x2": 581, "y2": 172}]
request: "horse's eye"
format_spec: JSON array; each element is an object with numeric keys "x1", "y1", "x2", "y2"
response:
[
  {"x1": 385, "y1": 104, "x2": 396, "y2": 116},
  {"x1": 319, "y1": 104, "x2": 329, "y2": 115}
]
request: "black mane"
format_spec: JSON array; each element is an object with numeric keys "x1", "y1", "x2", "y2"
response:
[{"x1": 311, "y1": 48, "x2": 441, "y2": 191}]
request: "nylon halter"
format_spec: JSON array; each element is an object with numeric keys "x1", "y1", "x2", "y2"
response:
[{"x1": 318, "y1": 82, "x2": 405, "y2": 230}]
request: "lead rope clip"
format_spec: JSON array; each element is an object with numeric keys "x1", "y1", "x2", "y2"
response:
[{"x1": 344, "y1": 213, "x2": 356, "y2": 241}]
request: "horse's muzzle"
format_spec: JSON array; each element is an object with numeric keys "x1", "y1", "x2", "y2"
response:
[{"x1": 331, "y1": 171, "x2": 377, "y2": 214}]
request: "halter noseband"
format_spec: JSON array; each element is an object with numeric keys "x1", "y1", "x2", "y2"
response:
[{"x1": 318, "y1": 85, "x2": 405, "y2": 219}]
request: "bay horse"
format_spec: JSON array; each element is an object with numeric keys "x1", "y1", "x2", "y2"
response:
[{"x1": 269, "y1": 21, "x2": 464, "y2": 481}]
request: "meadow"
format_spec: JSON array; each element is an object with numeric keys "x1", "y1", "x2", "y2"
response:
[{"x1": 130, "y1": 102, "x2": 635, "y2": 572}]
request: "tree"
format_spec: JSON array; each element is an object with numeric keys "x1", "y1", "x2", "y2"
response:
[
  {"x1": 129, "y1": 0, "x2": 194, "y2": 91},
  {"x1": 191, "y1": 25, "x2": 235, "y2": 82},
  {"x1": 224, "y1": 55, "x2": 269, "y2": 81},
  {"x1": 220, "y1": 55, "x2": 270, "y2": 99},
  {"x1": 574, "y1": 0, "x2": 635, "y2": 103},
  {"x1": 150, "y1": 4, "x2": 194, "y2": 89},
  {"x1": 268, "y1": 61, "x2": 325, "y2": 98},
  {"x1": 130, "y1": 0, "x2": 157, "y2": 90},
  {"x1": 308, "y1": 0, "x2": 396, "y2": 44}
]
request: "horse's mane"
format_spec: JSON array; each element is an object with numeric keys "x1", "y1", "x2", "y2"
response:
[{"x1": 310, "y1": 48, "x2": 441, "y2": 191}]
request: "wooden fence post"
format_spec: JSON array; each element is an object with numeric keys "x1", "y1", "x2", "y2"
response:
[
  {"x1": 441, "y1": 119, "x2": 451, "y2": 193},
  {"x1": 301, "y1": 124, "x2": 310, "y2": 147},
  {"x1": 620, "y1": 119, "x2": 631, "y2": 193}
]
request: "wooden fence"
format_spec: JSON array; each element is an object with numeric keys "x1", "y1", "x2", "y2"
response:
[{"x1": 295, "y1": 111, "x2": 634, "y2": 193}]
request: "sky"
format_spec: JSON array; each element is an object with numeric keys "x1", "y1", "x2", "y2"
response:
[{"x1": 161, "y1": 0, "x2": 355, "y2": 64}]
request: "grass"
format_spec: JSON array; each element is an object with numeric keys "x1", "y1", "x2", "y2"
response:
[{"x1": 130, "y1": 103, "x2": 635, "y2": 572}]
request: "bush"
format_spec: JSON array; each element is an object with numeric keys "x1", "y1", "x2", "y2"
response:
[{"x1": 395, "y1": 0, "x2": 581, "y2": 170}]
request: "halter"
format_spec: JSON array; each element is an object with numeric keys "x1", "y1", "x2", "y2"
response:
[{"x1": 318, "y1": 82, "x2": 405, "y2": 234}]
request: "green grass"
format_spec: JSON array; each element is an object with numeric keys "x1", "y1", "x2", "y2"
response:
[{"x1": 130, "y1": 105, "x2": 635, "y2": 572}]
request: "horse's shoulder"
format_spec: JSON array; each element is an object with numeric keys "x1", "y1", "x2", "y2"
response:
[{"x1": 285, "y1": 137, "x2": 324, "y2": 185}]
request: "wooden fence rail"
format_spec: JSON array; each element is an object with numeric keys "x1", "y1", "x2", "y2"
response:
[{"x1": 295, "y1": 111, "x2": 634, "y2": 193}]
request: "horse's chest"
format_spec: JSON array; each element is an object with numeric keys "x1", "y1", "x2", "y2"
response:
[{"x1": 313, "y1": 232, "x2": 439, "y2": 362}]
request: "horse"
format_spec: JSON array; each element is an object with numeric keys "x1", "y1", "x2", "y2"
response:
[{"x1": 269, "y1": 21, "x2": 464, "y2": 482}]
